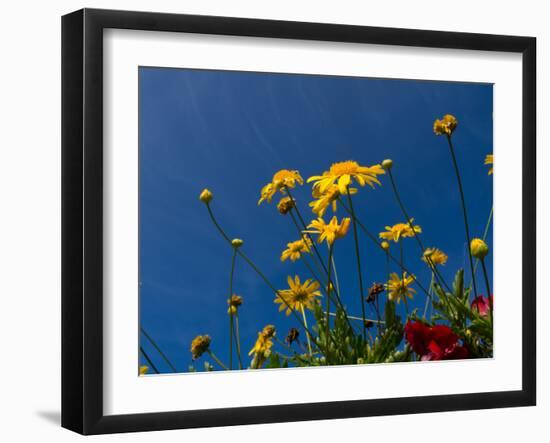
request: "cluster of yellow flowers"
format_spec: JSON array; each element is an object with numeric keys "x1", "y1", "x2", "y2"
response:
[{"x1": 186, "y1": 112, "x2": 494, "y2": 371}]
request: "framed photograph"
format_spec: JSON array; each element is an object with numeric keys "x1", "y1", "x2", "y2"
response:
[{"x1": 62, "y1": 8, "x2": 536, "y2": 435}]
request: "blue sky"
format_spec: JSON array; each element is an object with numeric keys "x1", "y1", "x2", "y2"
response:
[{"x1": 139, "y1": 67, "x2": 493, "y2": 373}]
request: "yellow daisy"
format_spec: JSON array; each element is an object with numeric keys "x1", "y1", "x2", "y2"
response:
[
  {"x1": 305, "y1": 216, "x2": 351, "y2": 246},
  {"x1": 308, "y1": 184, "x2": 357, "y2": 217},
  {"x1": 281, "y1": 237, "x2": 313, "y2": 262},
  {"x1": 422, "y1": 248, "x2": 448, "y2": 266},
  {"x1": 485, "y1": 154, "x2": 493, "y2": 175},
  {"x1": 258, "y1": 169, "x2": 304, "y2": 205},
  {"x1": 385, "y1": 272, "x2": 416, "y2": 304},
  {"x1": 433, "y1": 114, "x2": 458, "y2": 136},
  {"x1": 379, "y1": 219, "x2": 422, "y2": 243},
  {"x1": 307, "y1": 160, "x2": 385, "y2": 195},
  {"x1": 275, "y1": 275, "x2": 321, "y2": 316}
]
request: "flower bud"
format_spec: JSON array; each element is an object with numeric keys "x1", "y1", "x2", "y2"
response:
[
  {"x1": 470, "y1": 238, "x2": 489, "y2": 259},
  {"x1": 199, "y1": 188, "x2": 213, "y2": 204},
  {"x1": 381, "y1": 159, "x2": 393, "y2": 171},
  {"x1": 381, "y1": 241, "x2": 390, "y2": 251},
  {"x1": 231, "y1": 238, "x2": 244, "y2": 248}
]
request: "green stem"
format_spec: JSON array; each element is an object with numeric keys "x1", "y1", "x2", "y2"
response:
[
  {"x1": 234, "y1": 313, "x2": 243, "y2": 369},
  {"x1": 140, "y1": 346, "x2": 160, "y2": 374},
  {"x1": 331, "y1": 255, "x2": 341, "y2": 297},
  {"x1": 289, "y1": 210, "x2": 328, "y2": 281},
  {"x1": 289, "y1": 213, "x2": 355, "y2": 333},
  {"x1": 446, "y1": 135, "x2": 478, "y2": 299},
  {"x1": 473, "y1": 205, "x2": 494, "y2": 276},
  {"x1": 346, "y1": 188, "x2": 367, "y2": 341},
  {"x1": 207, "y1": 350, "x2": 229, "y2": 370},
  {"x1": 325, "y1": 312, "x2": 384, "y2": 323},
  {"x1": 326, "y1": 245, "x2": 334, "y2": 363},
  {"x1": 339, "y1": 198, "x2": 432, "y2": 299},
  {"x1": 403, "y1": 296, "x2": 410, "y2": 316},
  {"x1": 228, "y1": 248, "x2": 237, "y2": 370},
  {"x1": 205, "y1": 203, "x2": 324, "y2": 353},
  {"x1": 140, "y1": 327, "x2": 177, "y2": 373},
  {"x1": 388, "y1": 169, "x2": 452, "y2": 294},
  {"x1": 301, "y1": 306, "x2": 313, "y2": 358},
  {"x1": 274, "y1": 337, "x2": 312, "y2": 364},
  {"x1": 423, "y1": 273, "x2": 434, "y2": 320},
  {"x1": 285, "y1": 187, "x2": 330, "y2": 275}
]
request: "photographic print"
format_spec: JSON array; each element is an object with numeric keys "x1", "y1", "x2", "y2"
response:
[{"x1": 138, "y1": 67, "x2": 494, "y2": 375}]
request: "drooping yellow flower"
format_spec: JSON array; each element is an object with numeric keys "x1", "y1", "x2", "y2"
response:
[
  {"x1": 485, "y1": 154, "x2": 493, "y2": 175},
  {"x1": 422, "y1": 248, "x2": 448, "y2": 266},
  {"x1": 275, "y1": 275, "x2": 321, "y2": 316},
  {"x1": 308, "y1": 184, "x2": 357, "y2": 217},
  {"x1": 305, "y1": 216, "x2": 351, "y2": 246},
  {"x1": 307, "y1": 160, "x2": 385, "y2": 195},
  {"x1": 227, "y1": 294, "x2": 243, "y2": 315},
  {"x1": 277, "y1": 196, "x2": 295, "y2": 214},
  {"x1": 433, "y1": 114, "x2": 458, "y2": 136},
  {"x1": 385, "y1": 272, "x2": 416, "y2": 304},
  {"x1": 139, "y1": 365, "x2": 149, "y2": 375},
  {"x1": 281, "y1": 237, "x2": 312, "y2": 262},
  {"x1": 190, "y1": 335, "x2": 211, "y2": 360},
  {"x1": 258, "y1": 169, "x2": 304, "y2": 205},
  {"x1": 379, "y1": 219, "x2": 422, "y2": 243},
  {"x1": 249, "y1": 325, "x2": 276, "y2": 368}
]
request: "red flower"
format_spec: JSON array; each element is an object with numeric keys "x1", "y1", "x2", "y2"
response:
[
  {"x1": 471, "y1": 294, "x2": 493, "y2": 317},
  {"x1": 404, "y1": 321, "x2": 469, "y2": 361}
]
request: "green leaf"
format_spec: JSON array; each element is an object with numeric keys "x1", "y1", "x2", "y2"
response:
[
  {"x1": 453, "y1": 268, "x2": 465, "y2": 300},
  {"x1": 265, "y1": 353, "x2": 282, "y2": 369}
]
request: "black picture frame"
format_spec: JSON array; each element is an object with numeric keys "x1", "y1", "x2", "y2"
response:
[{"x1": 62, "y1": 8, "x2": 536, "y2": 435}]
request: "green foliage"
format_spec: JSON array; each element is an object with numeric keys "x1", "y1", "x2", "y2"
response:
[{"x1": 431, "y1": 268, "x2": 493, "y2": 358}]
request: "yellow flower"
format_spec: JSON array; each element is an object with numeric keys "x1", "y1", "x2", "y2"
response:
[
  {"x1": 275, "y1": 275, "x2": 321, "y2": 316},
  {"x1": 281, "y1": 237, "x2": 313, "y2": 262},
  {"x1": 306, "y1": 216, "x2": 351, "y2": 246},
  {"x1": 139, "y1": 365, "x2": 149, "y2": 375},
  {"x1": 307, "y1": 160, "x2": 385, "y2": 195},
  {"x1": 470, "y1": 238, "x2": 489, "y2": 259},
  {"x1": 385, "y1": 272, "x2": 416, "y2": 304},
  {"x1": 433, "y1": 114, "x2": 458, "y2": 136},
  {"x1": 199, "y1": 188, "x2": 213, "y2": 204},
  {"x1": 190, "y1": 335, "x2": 211, "y2": 360},
  {"x1": 422, "y1": 248, "x2": 448, "y2": 266},
  {"x1": 277, "y1": 196, "x2": 295, "y2": 214},
  {"x1": 485, "y1": 154, "x2": 493, "y2": 175},
  {"x1": 379, "y1": 219, "x2": 422, "y2": 243},
  {"x1": 258, "y1": 169, "x2": 303, "y2": 205},
  {"x1": 227, "y1": 294, "x2": 243, "y2": 315},
  {"x1": 308, "y1": 184, "x2": 357, "y2": 217},
  {"x1": 249, "y1": 325, "x2": 276, "y2": 368}
]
